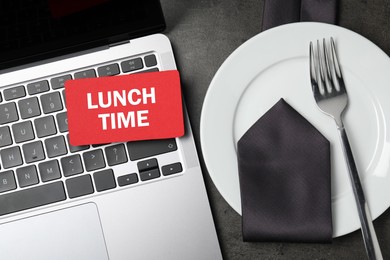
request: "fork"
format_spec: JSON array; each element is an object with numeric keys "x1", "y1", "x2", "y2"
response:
[{"x1": 309, "y1": 38, "x2": 383, "y2": 260}]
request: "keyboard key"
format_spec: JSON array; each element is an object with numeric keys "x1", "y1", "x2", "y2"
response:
[
  {"x1": 0, "y1": 126, "x2": 12, "y2": 147},
  {"x1": 61, "y1": 154, "x2": 83, "y2": 177},
  {"x1": 139, "y1": 168, "x2": 160, "y2": 181},
  {"x1": 34, "y1": 115, "x2": 57, "y2": 138},
  {"x1": 92, "y1": 143, "x2": 109, "y2": 148},
  {"x1": 0, "y1": 146, "x2": 23, "y2": 169},
  {"x1": 137, "y1": 158, "x2": 158, "y2": 172},
  {"x1": 0, "y1": 181, "x2": 66, "y2": 216},
  {"x1": 144, "y1": 54, "x2": 157, "y2": 67},
  {"x1": 18, "y1": 97, "x2": 41, "y2": 119},
  {"x1": 66, "y1": 134, "x2": 89, "y2": 153},
  {"x1": 83, "y1": 149, "x2": 105, "y2": 171},
  {"x1": 97, "y1": 63, "x2": 120, "y2": 77},
  {"x1": 51, "y1": 74, "x2": 72, "y2": 89},
  {"x1": 94, "y1": 169, "x2": 116, "y2": 192},
  {"x1": 137, "y1": 68, "x2": 159, "y2": 73},
  {"x1": 16, "y1": 165, "x2": 39, "y2": 188},
  {"x1": 56, "y1": 112, "x2": 68, "y2": 133},
  {"x1": 127, "y1": 138, "x2": 177, "y2": 161},
  {"x1": 0, "y1": 170, "x2": 16, "y2": 193},
  {"x1": 121, "y1": 58, "x2": 143, "y2": 73},
  {"x1": 66, "y1": 175, "x2": 94, "y2": 199},
  {"x1": 40, "y1": 92, "x2": 63, "y2": 114},
  {"x1": 22, "y1": 141, "x2": 45, "y2": 163},
  {"x1": 117, "y1": 173, "x2": 138, "y2": 187},
  {"x1": 27, "y1": 80, "x2": 50, "y2": 95},
  {"x1": 162, "y1": 162, "x2": 183, "y2": 176},
  {"x1": 105, "y1": 144, "x2": 127, "y2": 166},
  {"x1": 45, "y1": 135, "x2": 67, "y2": 158},
  {"x1": 12, "y1": 121, "x2": 35, "y2": 143},
  {"x1": 0, "y1": 102, "x2": 18, "y2": 124},
  {"x1": 38, "y1": 160, "x2": 61, "y2": 182},
  {"x1": 4, "y1": 86, "x2": 26, "y2": 101},
  {"x1": 74, "y1": 69, "x2": 96, "y2": 79}
]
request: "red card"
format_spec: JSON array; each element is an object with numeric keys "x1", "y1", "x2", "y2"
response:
[{"x1": 65, "y1": 70, "x2": 184, "y2": 146}]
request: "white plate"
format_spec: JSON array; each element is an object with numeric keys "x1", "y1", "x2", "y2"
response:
[{"x1": 200, "y1": 22, "x2": 390, "y2": 238}]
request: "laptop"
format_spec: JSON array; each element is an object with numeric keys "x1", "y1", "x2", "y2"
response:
[{"x1": 0, "y1": 0, "x2": 222, "y2": 259}]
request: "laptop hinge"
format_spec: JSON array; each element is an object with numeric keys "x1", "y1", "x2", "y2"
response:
[{"x1": 109, "y1": 40, "x2": 130, "y2": 48}]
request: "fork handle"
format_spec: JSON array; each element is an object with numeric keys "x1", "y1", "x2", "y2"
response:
[{"x1": 338, "y1": 127, "x2": 383, "y2": 260}]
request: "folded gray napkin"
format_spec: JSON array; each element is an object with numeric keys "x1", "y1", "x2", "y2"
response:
[
  {"x1": 237, "y1": 99, "x2": 332, "y2": 243},
  {"x1": 262, "y1": 0, "x2": 338, "y2": 30}
]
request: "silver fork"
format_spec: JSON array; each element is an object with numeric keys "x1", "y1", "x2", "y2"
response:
[{"x1": 309, "y1": 38, "x2": 383, "y2": 260}]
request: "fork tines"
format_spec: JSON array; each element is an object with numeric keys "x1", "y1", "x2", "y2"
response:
[{"x1": 309, "y1": 37, "x2": 346, "y2": 99}]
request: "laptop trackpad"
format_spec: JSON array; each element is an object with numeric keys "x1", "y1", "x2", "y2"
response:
[{"x1": 0, "y1": 203, "x2": 109, "y2": 260}]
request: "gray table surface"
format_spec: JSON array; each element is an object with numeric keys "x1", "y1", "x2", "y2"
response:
[{"x1": 159, "y1": 0, "x2": 390, "y2": 259}]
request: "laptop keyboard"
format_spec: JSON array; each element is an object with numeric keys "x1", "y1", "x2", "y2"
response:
[{"x1": 0, "y1": 53, "x2": 183, "y2": 216}]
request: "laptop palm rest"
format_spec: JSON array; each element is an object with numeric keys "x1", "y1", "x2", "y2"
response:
[{"x1": 0, "y1": 203, "x2": 109, "y2": 260}]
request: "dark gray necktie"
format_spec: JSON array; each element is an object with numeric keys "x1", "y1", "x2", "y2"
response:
[{"x1": 237, "y1": 99, "x2": 332, "y2": 242}]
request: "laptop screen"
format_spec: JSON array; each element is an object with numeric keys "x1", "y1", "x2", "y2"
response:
[{"x1": 0, "y1": 0, "x2": 166, "y2": 70}]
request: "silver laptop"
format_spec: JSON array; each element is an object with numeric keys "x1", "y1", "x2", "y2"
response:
[{"x1": 0, "y1": 0, "x2": 222, "y2": 259}]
